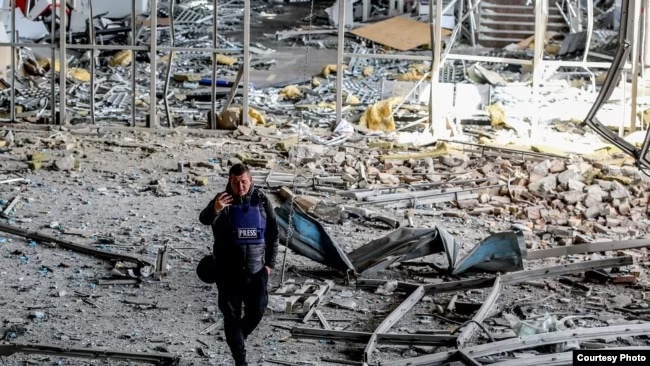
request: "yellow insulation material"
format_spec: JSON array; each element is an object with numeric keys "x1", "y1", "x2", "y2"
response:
[{"x1": 359, "y1": 98, "x2": 401, "y2": 132}]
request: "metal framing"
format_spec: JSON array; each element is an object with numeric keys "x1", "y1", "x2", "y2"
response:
[
  {"x1": 357, "y1": 255, "x2": 634, "y2": 295},
  {"x1": 454, "y1": 275, "x2": 501, "y2": 348},
  {"x1": 384, "y1": 323, "x2": 650, "y2": 366},
  {"x1": 583, "y1": 0, "x2": 650, "y2": 170},
  {"x1": 0, "y1": 0, "x2": 642, "y2": 136},
  {"x1": 0, "y1": 0, "x2": 245, "y2": 129},
  {"x1": 290, "y1": 327, "x2": 457, "y2": 345},
  {"x1": 330, "y1": 0, "x2": 638, "y2": 138},
  {"x1": 0, "y1": 342, "x2": 179, "y2": 365},
  {"x1": 363, "y1": 285, "x2": 425, "y2": 363}
]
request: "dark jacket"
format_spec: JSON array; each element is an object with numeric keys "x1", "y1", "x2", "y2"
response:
[{"x1": 199, "y1": 184, "x2": 279, "y2": 275}]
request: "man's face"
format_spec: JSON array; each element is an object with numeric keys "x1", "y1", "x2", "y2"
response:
[{"x1": 230, "y1": 172, "x2": 252, "y2": 196}]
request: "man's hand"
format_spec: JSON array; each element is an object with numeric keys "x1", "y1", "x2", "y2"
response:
[
  {"x1": 265, "y1": 266, "x2": 271, "y2": 275},
  {"x1": 214, "y1": 192, "x2": 233, "y2": 212}
]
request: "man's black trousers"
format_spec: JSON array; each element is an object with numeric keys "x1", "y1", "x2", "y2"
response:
[{"x1": 216, "y1": 268, "x2": 269, "y2": 364}]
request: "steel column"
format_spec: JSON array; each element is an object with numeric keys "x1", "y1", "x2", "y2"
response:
[
  {"x1": 149, "y1": 0, "x2": 158, "y2": 127},
  {"x1": 59, "y1": 0, "x2": 67, "y2": 125},
  {"x1": 335, "y1": 0, "x2": 346, "y2": 129},
  {"x1": 210, "y1": 0, "x2": 218, "y2": 130},
  {"x1": 88, "y1": 0, "x2": 96, "y2": 125},
  {"x1": 131, "y1": 0, "x2": 137, "y2": 126},
  {"x1": 641, "y1": 0, "x2": 650, "y2": 78},
  {"x1": 531, "y1": 0, "x2": 548, "y2": 137},
  {"x1": 50, "y1": 0, "x2": 57, "y2": 125},
  {"x1": 430, "y1": 0, "x2": 443, "y2": 137},
  {"x1": 630, "y1": 0, "x2": 641, "y2": 133},
  {"x1": 10, "y1": 0, "x2": 15, "y2": 122},
  {"x1": 242, "y1": 0, "x2": 251, "y2": 126},
  {"x1": 162, "y1": 0, "x2": 176, "y2": 128}
]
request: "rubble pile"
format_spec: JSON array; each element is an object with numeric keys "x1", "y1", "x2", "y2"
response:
[
  {"x1": 2, "y1": 0, "x2": 650, "y2": 365},
  {"x1": 446, "y1": 156, "x2": 650, "y2": 237},
  {"x1": 0, "y1": 122, "x2": 648, "y2": 365}
]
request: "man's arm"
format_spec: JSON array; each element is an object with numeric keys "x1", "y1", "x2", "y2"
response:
[
  {"x1": 262, "y1": 194, "x2": 279, "y2": 269},
  {"x1": 211, "y1": 213, "x2": 229, "y2": 255},
  {"x1": 199, "y1": 198, "x2": 220, "y2": 225}
]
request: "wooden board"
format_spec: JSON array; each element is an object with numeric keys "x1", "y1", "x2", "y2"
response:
[{"x1": 350, "y1": 16, "x2": 452, "y2": 52}]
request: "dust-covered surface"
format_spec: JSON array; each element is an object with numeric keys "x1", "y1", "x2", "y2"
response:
[{"x1": 0, "y1": 128, "x2": 649, "y2": 366}]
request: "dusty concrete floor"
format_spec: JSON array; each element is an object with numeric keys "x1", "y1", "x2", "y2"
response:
[
  {"x1": 0, "y1": 129, "x2": 648, "y2": 366},
  {"x1": 226, "y1": 2, "x2": 338, "y2": 88}
]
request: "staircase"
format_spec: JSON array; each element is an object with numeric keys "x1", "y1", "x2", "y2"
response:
[{"x1": 477, "y1": 0, "x2": 569, "y2": 48}]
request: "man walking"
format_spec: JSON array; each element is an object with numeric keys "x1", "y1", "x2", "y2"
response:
[{"x1": 199, "y1": 163, "x2": 279, "y2": 366}]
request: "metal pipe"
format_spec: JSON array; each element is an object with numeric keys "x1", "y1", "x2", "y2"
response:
[
  {"x1": 131, "y1": 0, "x2": 137, "y2": 126},
  {"x1": 467, "y1": 0, "x2": 476, "y2": 46},
  {"x1": 621, "y1": 70, "x2": 628, "y2": 137},
  {"x1": 428, "y1": 0, "x2": 435, "y2": 132},
  {"x1": 583, "y1": 0, "x2": 594, "y2": 63},
  {"x1": 162, "y1": 0, "x2": 176, "y2": 128},
  {"x1": 555, "y1": 2, "x2": 570, "y2": 26},
  {"x1": 10, "y1": 0, "x2": 16, "y2": 122},
  {"x1": 88, "y1": 0, "x2": 95, "y2": 125},
  {"x1": 543, "y1": 59, "x2": 630, "y2": 68},
  {"x1": 343, "y1": 52, "x2": 430, "y2": 61},
  {"x1": 353, "y1": 184, "x2": 504, "y2": 206},
  {"x1": 641, "y1": 0, "x2": 650, "y2": 75},
  {"x1": 430, "y1": 0, "x2": 443, "y2": 136},
  {"x1": 59, "y1": 0, "x2": 67, "y2": 125},
  {"x1": 630, "y1": 0, "x2": 641, "y2": 133},
  {"x1": 0, "y1": 42, "x2": 53, "y2": 49},
  {"x1": 335, "y1": 0, "x2": 346, "y2": 130},
  {"x1": 156, "y1": 46, "x2": 241, "y2": 53},
  {"x1": 150, "y1": 0, "x2": 158, "y2": 128},
  {"x1": 442, "y1": 0, "x2": 484, "y2": 63},
  {"x1": 0, "y1": 43, "x2": 240, "y2": 53},
  {"x1": 210, "y1": 0, "x2": 218, "y2": 130},
  {"x1": 581, "y1": 0, "x2": 597, "y2": 93},
  {"x1": 531, "y1": 0, "x2": 548, "y2": 137},
  {"x1": 441, "y1": 0, "x2": 458, "y2": 16},
  {"x1": 242, "y1": 0, "x2": 250, "y2": 126},
  {"x1": 458, "y1": 0, "x2": 464, "y2": 43},
  {"x1": 50, "y1": 0, "x2": 57, "y2": 125},
  {"x1": 65, "y1": 44, "x2": 149, "y2": 51}
]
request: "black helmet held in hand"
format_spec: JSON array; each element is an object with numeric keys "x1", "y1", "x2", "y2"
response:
[{"x1": 196, "y1": 254, "x2": 218, "y2": 284}]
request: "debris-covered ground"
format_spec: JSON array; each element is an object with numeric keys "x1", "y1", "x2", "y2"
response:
[
  {"x1": 0, "y1": 124, "x2": 649, "y2": 366},
  {"x1": 2, "y1": 0, "x2": 650, "y2": 365}
]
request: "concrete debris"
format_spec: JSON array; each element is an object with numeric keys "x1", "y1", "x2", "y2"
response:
[
  {"x1": 53, "y1": 156, "x2": 80, "y2": 171},
  {"x1": 1, "y1": 120, "x2": 649, "y2": 366},
  {"x1": 1, "y1": 1, "x2": 649, "y2": 366}
]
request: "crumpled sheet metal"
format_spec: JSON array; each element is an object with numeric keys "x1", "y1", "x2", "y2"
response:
[
  {"x1": 277, "y1": 201, "x2": 525, "y2": 276},
  {"x1": 275, "y1": 202, "x2": 355, "y2": 273},
  {"x1": 347, "y1": 227, "x2": 460, "y2": 274},
  {"x1": 277, "y1": 202, "x2": 459, "y2": 275},
  {"x1": 452, "y1": 231, "x2": 527, "y2": 275}
]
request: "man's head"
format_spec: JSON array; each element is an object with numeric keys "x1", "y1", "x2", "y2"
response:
[{"x1": 229, "y1": 163, "x2": 252, "y2": 196}]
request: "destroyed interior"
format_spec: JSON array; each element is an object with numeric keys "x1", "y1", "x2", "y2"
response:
[{"x1": 1, "y1": 0, "x2": 650, "y2": 365}]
